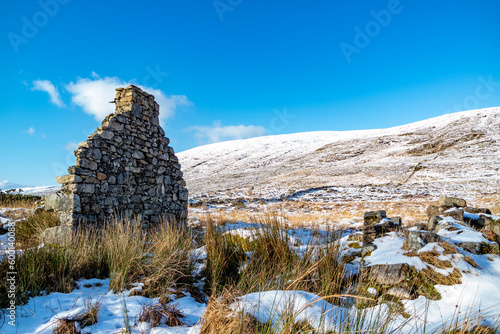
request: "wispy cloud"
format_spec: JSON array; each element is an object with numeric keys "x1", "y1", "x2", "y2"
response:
[
  {"x1": 187, "y1": 121, "x2": 267, "y2": 144},
  {"x1": 26, "y1": 126, "x2": 35, "y2": 135},
  {"x1": 63, "y1": 142, "x2": 79, "y2": 151},
  {"x1": 65, "y1": 73, "x2": 192, "y2": 124},
  {"x1": 0, "y1": 180, "x2": 9, "y2": 189},
  {"x1": 32, "y1": 80, "x2": 65, "y2": 107}
]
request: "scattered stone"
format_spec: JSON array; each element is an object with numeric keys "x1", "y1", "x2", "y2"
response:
[
  {"x1": 362, "y1": 218, "x2": 400, "y2": 244},
  {"x1": 405, "y1": 230, "x2": 443, "y2": 251},
  {"x1": 455, "y1": 241, "x2": 499, "y2": 255},
  {"x1": 439, "y1": 196, "x2": 466, "y2": 208},
  {"x1": 348, "y1": 232, "x2": 363, "y2": 242},
  {"x1": 390, "y1": 216, "x2": 402, "y2": 225},
  {"x1": 428, "y1": 215, "x2": 443, "y2": 231},
  {"x1": 363, "y1": 210, "x2": 387, "y2": 226},
  {"x1": 369, "y1": 263, "x2": 410, "y2": 285},
  {"x1": 485, "y1": 216, "x2": 500, "y2": 236},
  {"x1": 464, "y1": 207, "x2": 492, "y2": 215},
  {"x1": 385, "y1": 287, "x2": 412, "y2": 300},
  {"x1": 426, "y1": 205, "x2": 448, "y2": 219},
  {"x1": 464, "y1": 213, "x2": 486, "y2": 229},
  {"x1": 361, "y1": 243, "x2": 377, "y2": 257},
  {"x1": 444, "y1": 208, "x2": 464, "y2": 221}
]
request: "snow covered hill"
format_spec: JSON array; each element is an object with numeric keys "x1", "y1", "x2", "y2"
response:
[{"x1": 177, "y1": 107, "x2": 500, "y2": 201}]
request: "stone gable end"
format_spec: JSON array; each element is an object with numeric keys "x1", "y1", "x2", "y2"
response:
[{"x1": 45, "y1": 85, "x2": 188, "y2": 226}]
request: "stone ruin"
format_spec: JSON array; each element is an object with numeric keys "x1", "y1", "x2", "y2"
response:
[{"x1": 45, "y1": 85, "x2": 188, "y2": 229}]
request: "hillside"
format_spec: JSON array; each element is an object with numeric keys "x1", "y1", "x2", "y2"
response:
[{"x1": 178, "y1": 107, "x2": 500, "y2": 202}]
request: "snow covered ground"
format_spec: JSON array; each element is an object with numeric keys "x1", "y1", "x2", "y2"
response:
[
  {"x1": 1, "y1": 211, "x2": 499, "y2": 333},
  {"x1": 178, "y1": 107, "x2": 500, "y2": 202}
]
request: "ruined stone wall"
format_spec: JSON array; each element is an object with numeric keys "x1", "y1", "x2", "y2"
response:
[{"x1": 46, "y1": 85, "x2": 188, "y2": 226}]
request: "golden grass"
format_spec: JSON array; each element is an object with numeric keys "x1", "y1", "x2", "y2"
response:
[
  {"x1": 200, "y1": 291, "x2": 258, "y2": 334},
  {"x1": 189, "y1": 199, "x2": 431, "y2": 228},
  {"x1": 418, "y1": 250, "x2": 453, "y2": 269}
]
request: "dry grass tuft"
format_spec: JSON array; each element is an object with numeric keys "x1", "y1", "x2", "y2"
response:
[
  {"x1": 137, "y1": 303, "x2": 185, "y2": 327},
  {"x1": 199, "y1": 292, "x2": 257, "y2": 334},
  {"x1": 463, "y1": 256, "x2": 480, "y2": 269},
  {"x1": 440, "y1": 242, "x2": 460, "y2": 255},
  {"x1": 53, "y1": 319, "x2": 80, "y2": 334},
  {"x1": 421, "y1": 267, "x2": 462, "y2": 286},
  {"x1": 418, "y1": 250, "x2": 453, "y2": 269}
]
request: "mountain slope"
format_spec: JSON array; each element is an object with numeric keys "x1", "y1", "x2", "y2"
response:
[{"x1": 177, "y1": 107, "x2": 500, "y2": 200}]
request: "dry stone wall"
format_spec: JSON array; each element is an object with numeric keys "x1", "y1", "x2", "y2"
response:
[{"x1": 45, "y1": 85, "x2": 188, "y2": 226}]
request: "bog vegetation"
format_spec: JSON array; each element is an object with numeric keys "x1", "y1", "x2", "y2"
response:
[{"x1": 1, "y1": 202, "x2": 498, "y2": 333}]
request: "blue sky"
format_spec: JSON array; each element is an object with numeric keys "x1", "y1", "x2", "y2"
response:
[{"x1": 1, "y1": 0, "x2": 499, "y2": 188}]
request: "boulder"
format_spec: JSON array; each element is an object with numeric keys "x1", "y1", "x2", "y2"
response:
[
  {"x1": 434, "y1": 220, "x2": 455, "y2": 233},
  {"x1": 364, "y1": 210, "x2": 387, "y2": 226},
  {"x1": 385, "y1": 287, "x2": 413, "y2": 300},
  {"x1": 361, "y1": 243, "x2": 377, "y2": 257},
  {"x1": 428, "y1": 215, "x2": 443, "y2": 231},
  {"x1": 464, "y1": 213, "x2": 486, "y2": 229},
  {"x1": 444, "y1": 208, "x2": 464, "y2": 221},
  {"x1": 426, "y1": 205, "x2": 448, "y2": 219},
  {"x1": 482, "y1": 215, "x2": 500, "y2": 236},
  {"x1": 439, "y1": 196, "x2": 466, "y2": 208},
  {"x1": 369, "y1": 263, "x2": 410, "y2": 285},
  {"x1": 362, "y1": 219, "x2": 400, "y2": 243},
  {"x1": 348, "y1": 232, "x2": 363, "y2": 242},
  {"x1": 455, "y1": 241, "x2": 499, "y2": 255},
  {"x1": 390, "y1": 216, "x2": 402, "y2": 226},
  {"x1": 464, "y1": 207, "x2": 491, "y2": 215},
  {"x1": 405, "y1": 230, "x2": 443, "y2": 251}
]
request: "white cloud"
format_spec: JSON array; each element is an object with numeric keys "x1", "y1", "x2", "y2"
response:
[
  {"x1": 27, "y1": 127, "x2": 35, "y2": 135},
  {"x1": 0, "y1": 180, "x2": 9, "y2": 189},
  {"x1": 32, "y1": 80, "x2": 65, "y2": 107},
  {"x1": 65, "y1": 74, "x2": 192, "y2": 124},
  {"x1": 187, "y1": 121, "x2": 267, "y2": 143},
  {"x1": 64, "y1": 142, "x2": 79, "y2": 151}
]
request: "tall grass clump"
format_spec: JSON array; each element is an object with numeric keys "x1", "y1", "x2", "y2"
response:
[
  {"x1": 201, "y1": 214, "x2": 355, "y2": 303},
  {"x1": 0, "y1": 215, "x2": 195, "y2": 307},
  {"x1": 141, "y1": 219, "x2": 194, "y2": 296},
  {"x1": 203, "y1": 217, "x2": 246, "y2": 295},
  {"x1": 103, "y1": 218, "x2": 146, "y2": 293},
  {"x1": 313, "y1": 239, "x2": 352, "y2": 304},
  {"x1": 15, "y1": 210, "x2": 60, "y2": 248},
  {"x1": 237, "y1": 216, "x2": 303, "y2": 293}
]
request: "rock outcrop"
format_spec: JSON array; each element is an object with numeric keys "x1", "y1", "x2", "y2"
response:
[{"x1": 45, "y1": 85, "x2": 188, "y2": 227}]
